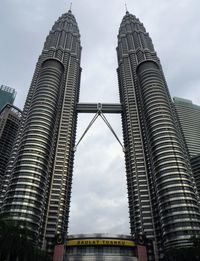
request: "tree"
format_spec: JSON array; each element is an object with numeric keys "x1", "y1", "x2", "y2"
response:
[{"x1": 0, "y1": 218, "x2": 51, "y2": 261}]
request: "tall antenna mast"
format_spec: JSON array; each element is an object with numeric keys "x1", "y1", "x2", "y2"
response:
[
  {"x1": 70, "y1": 2, "x2": 72, "y2": 11},
  {"x1": 125, "y1": 2, "x2": 128, "y2": 12}
]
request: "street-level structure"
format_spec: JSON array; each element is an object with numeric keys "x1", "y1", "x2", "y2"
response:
[{"x1": 64, "y1": 234, "x2": 141, "y2": 261}]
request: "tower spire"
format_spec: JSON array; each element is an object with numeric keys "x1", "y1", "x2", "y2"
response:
[
  {"x1": 69, "y1": 2, "x2": 72, "y2": 11},
  {"x1": 125, "y1": 2, "x2": 128, "y2": 13}
]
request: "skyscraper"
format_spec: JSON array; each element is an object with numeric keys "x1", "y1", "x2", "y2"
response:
[
  {"x1": 173, "y1": 97, "x2": 200, "y2": 158},
  {"x1": 0, "y1": 104, "x2": 21, "y2": 197},
  {"x1": 1, "y1": 10, "x2": 81, "y2": 251},
  {"x1": 1, "y1": 8, "x2": 200, "y2": 261},
  {"x1": 190, "y1": 155, "x2": 200, "y2": 199},
  {"x1": 173, "y1": 97, "x2": 200, "y2": 209},
  {"x1": 0, "y1": 85, "x2": 16, "y2": 111},
  {"x1": 117, "y1": 11, "x2": 200, "y2": 259}
]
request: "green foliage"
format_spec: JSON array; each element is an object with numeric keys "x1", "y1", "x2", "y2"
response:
[{"x1": 0, "y1": 219, "x2": 51, "y2": 261}]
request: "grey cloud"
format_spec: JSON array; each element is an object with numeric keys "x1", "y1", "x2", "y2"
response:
[
  {"x1": 70, "y1": 153, "x2": 129, "y2": 234},
  {"x1": 1, "y1": 0, "x2": 200, "y2": 236},
  {"x1": 69, "y1": 115, "x2": 127, "y2": 234}
]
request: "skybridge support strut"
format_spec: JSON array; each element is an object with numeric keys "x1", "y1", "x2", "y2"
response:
[{"x1": 74, "y1": 103, "x2": 124, "y2": 152}]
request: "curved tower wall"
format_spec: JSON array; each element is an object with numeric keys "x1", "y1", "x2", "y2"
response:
[
  {"x1": 1, "y1": 10, "x2": 81, "y2": 247},
  {"x1": 117, "y1": 11, "x2": 200, "y2": 256},
  {"x1": 117, "y1": 12, "x2": 156, "y2": 246}
]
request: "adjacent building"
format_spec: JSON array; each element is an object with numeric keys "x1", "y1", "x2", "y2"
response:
[
  {"x1": 0, "y1": 85, "x2": 16, "y2": 111},
  {"x1": 190, "y1": 155, "x2": 200, "y2": 198},
  {"x1": 173, "y1": 97, "x2": 200, "y2": 202},
  {"x1": 173, "y1": 97, "x2": 200, "y2": 158},
  {"x1": 1, "y1": 8, "x2": 200, "y2": 261},
  {"x1": 0, "y1": 104, "x2": 21, "y2": 196}
]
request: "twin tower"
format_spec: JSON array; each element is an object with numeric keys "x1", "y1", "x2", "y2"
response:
[{"x1": 1, "y1": 9, "x2": 200, "y2": 260}]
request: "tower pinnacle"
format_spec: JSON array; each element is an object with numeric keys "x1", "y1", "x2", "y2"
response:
[{"x1": 125, "y1": 2, "x2": 129, "y2": 13}]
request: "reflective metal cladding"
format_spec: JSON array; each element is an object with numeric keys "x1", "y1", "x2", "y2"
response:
[
  {"x1": 1, "y1": 8, "x2": 200, "y2": 261},
  {"x1": 1, "y1": 10, "x2": 82, "y2": 251},
  {"x1": 117, "y1": 11, "x2": 200, "y2": 259}
]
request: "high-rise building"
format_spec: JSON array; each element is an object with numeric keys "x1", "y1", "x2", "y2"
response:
[
  {"x1": 0, "y1": 104, "x2": 21, "y2": 196},
  {"x1": 117, "y1": 11, "x2": 200, "y2": 259},
  {"x1": 190, "y1": 155, "x2": 200, "y2": 198},
  {"x1": 173, "y1": 97, "x2": 200, "y2": 158},
  {"x1": 1, "y1": 9, "x2": 200, "y2": 261},
  {"x1": 173, "y1": 97, "x2": 200, "y2": 206},
  {"x1": 1, "y1": 10, "x2": 82, "y2": 251},
  {"x1": 0, "y1": 85, "x2": 16, "y2": 111}
]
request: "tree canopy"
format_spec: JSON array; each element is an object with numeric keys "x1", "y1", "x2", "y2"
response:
[{"x1": 0, "y1": 218, "x2": 51, "y2": 261}]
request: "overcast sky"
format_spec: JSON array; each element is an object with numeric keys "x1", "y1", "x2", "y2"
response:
[{"x1": 1, "y1": 0, "x2": 200, "y2": 236}]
